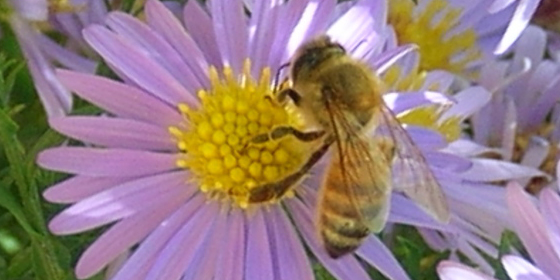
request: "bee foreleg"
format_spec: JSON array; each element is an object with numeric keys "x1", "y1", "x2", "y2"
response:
[
  {"x1": 250, "y1": 126, "x2": 325, "y2": 144},
  {"x1": 277, "y1": 88, "x2": 301, "y2": 105}
]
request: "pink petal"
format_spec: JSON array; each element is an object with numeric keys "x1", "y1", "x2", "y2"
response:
[
  {"x1": 539, "y1": 188, "x2": 560, "y2": 262},
  {"x1": 506, "y1": 182, "x2": 560, "y2": 277}
]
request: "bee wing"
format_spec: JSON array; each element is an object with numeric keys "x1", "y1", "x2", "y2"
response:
[
  {"x1": 319, "y1": 103, "x2": 394, "y2": 234},
  {"x1": 377, "y1": 104, "x2": 451, "y2": 223}
]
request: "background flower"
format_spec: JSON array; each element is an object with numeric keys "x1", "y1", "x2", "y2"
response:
[
  {"x1": 37, "y1": 0, "x2": 425, "y2": 279},
  {"x1": 438, "y1": 181, "x2": 560, "y2": 280},
  {"x1": 4, "y1": 0, "x2": 108, "y2": 117}
]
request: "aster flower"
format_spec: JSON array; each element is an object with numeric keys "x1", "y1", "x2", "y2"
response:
[
  {"x1": 472, "y1": 24, "x2": 560, "y2": 193},
  {"x1": 437, "y1": 181, "x2": 560, "y2": 280},
  {"x1": 35, "y1": 0, "x2": 547, "y2": 279},
  {"x1": 378, "y1": 50, "x2": 547, "y2": 274},
  {"x1": 3, "y1": 0, "x2": 106, "y2": 117},
  {"x1": 38, "y1": 0, "x2": 418, "y2": 279},
  {"x1": 386, "y1": 0, "x2": 541, "y2": 75}
]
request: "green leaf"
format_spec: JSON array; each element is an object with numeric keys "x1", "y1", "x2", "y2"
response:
[
  {"x1": 0, "y1": 186, "x2": 37, "y2": 236},
  {"x1": 0, "y1": 108, "x2": 46, "y2": 234},
  {"x1": 30, "y1": 236, "x2": 68, "y2": 280},
  {"x1": 6, "y1": 246, "x2": 33, "y2": 279}
]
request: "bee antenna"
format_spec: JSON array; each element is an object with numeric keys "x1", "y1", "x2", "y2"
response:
[{"x1": 273, "y1": 62, "x2": 291, "y2": 93}]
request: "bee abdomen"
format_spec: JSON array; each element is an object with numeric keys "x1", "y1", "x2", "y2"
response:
[
  {"x1": 319, "y1": 213, "x2": 369, "y2": 258},
  {"x1": 319, "y1": 207, "x2": 370, "y2": 258}
]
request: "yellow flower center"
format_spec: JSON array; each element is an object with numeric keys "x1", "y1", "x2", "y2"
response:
[
  {"x1": 169, "y1": 60, "x2": 310, "y2": 208},
  {"x1": 382, "y1": 64, "x2": 460, "y2": 142},
  {"x1": 398, "y1": 106, "x2": 461, "y2": 142},
  {"x1": 512, "y1": 124, "x2": 559, "y2": 194},
  {"x1": 388, "y1": 0, "x2": 481, "y2": 74}
]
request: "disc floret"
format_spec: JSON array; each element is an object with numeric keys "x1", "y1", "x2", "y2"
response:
[{"x1": 170, "y1": 60, "x2": 308, "y2": 207}]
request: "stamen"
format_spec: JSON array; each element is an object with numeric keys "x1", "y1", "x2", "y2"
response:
[
  {"x1": 388, "y1": 0, "x2": 481, "y2": 74},
  {"x1": 170, "y1": 59, "x2": 312, "y2": 207}
]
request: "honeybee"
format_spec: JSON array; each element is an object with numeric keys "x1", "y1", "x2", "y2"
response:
[{"x1": 248, "y1": 35, "x2": 450, "y2": 258}]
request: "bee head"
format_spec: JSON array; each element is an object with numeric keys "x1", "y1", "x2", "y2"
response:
[{"x1": 290, "y1": 35, "x2": 346, "y2": 83}]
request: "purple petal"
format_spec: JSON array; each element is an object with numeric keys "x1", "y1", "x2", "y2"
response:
[
  {"x1": 268, "y1": 206, "x2": 314, "y2": 280},
  {"x1": 37, "y1": 35, "x2": 97, "y2": 73},
  {"x1": 286, "y1": 0, "x2": 336, "y2": 57},
  {"x1": 460, "y1": 159, "x2": 547, "y2": 182},
  {"x1": 145, "y1": 0, "x2": 210, "y2": 88},
  {"x1": 104, "y1": 12, "x2": 204, "y2": 93},
  {"x1": 426, "y1": 152, "x2": 472, "y2": 172},
  {"x1": 213, "y1": 209, "x2": 245, "y2": 280},
  {"x1": 383, "y1": 91, "x2": 453, "y2": 114},
  {"x1": 405, "y1": 126, "x2": 447, "y2": 150},
  {"x1": 507, "y1": 182, "x2": 560, "y2": 277},
  {"x1": 502, "y1": 255, "x2": 553, "y2": 280},
  {"x1": 74, "y1": 187, "x2": 190, "y2": 278},
  {"x1": 37, "y1": 147, "x2": 178, "y2": 176},
  {"x1": 286, "y1": 198, "x2": 371, "y2": 280},
  {"x1": 493, "y1": 0, "x2": 540, "y2": 54},
  {"x1": 111, "y1": 195, "x2": 206, "y2": 279},
  {"x1": 56, "y1": 69, "x2": 182, "y2": 127},
  {"x1": 245, "y1": 210, "x2": 275, "y2": 280},
  {"x1": 49, "y1": 117, "x2": 176, "y2": 151},
  {"x1": 456, "y1": 239, "x2": 495, "y2": 274},
  {"x1": 373, "y1": 45, "x2": 418, "y2": 74},
  {"x1": 9, "y1": 15, "x2": 71, "y2": 117},
  {"x1": 519, "y1": 136, "x2": 550, "y2": 169},
  {"x1": 443, "y1": 139, "x2": 502, "y2": 158},
  {"x1": 267, "y1": 0, "x2": 309, "y2": 71},
  {"x1": 357, "y1": 236, "x2": 411, "y2": 280},
  {"x1": 9, "y1": 0, "x2": 48, "y2": 21},
  {"x1": 82, "y1": 25, "x2": 198, "y2": 107},
  {"x1": 437, "y1": 260, "x2": 495, "y2": 280},
  {"x1": 181, "y1": 204, "x2": 228, "y2": 280},
  {"x1": 528, "y1": 75, "x2": 560, "y2": 129},
  {"x1": 211, "y1": 0, "x2": 248, "y2": 74},
  {"x1": 145, "y1": 201, "x2": 219, "y2": 280},
  {"x1": 513, "y1": 25, "x2": 546, "y2": 67},
  {"x1": 327, "y1": 3, "x2": 375, "y2": 52},
  {"x1": 43, "y1": 176, "x2": 136, "y2": 203},
  {"x1": 388, "y1": 194, "x2": 447, "y2": 230},
  {"x1": 418, "y1": 228, "x2": 448, "y2": 251},
  {"x1": 183, "y1": 0, "x2": 222, "y2": 68},
  {"x1": 248, "y1": 0, "x2": 281, "y2": 76},
  {"x1": 48, "y1": 171, "x2": 192, "y2": 234},
  {"x1": 441, "y1": 87, "x2": 491, "y2": 121}
]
